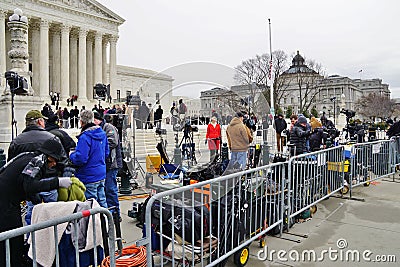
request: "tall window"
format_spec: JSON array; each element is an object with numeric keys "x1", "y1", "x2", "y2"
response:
[
  {"x1": 117, "y1": 90, "x2": 120, "y2": 102},
  {"x1": 126, "y1": 90, "x2": 131, "y2": 97},
  {"x1": 156, "y1": 92, "x2": 160, "y2": 101}
]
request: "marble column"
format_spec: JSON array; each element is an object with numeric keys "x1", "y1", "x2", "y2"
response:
[
  {"x1": 86, "y1": 36, "x2": 93, "y2": 99},
  {"x1": 60, "y1": 24, "x2": 70, "y2": 100},
  {"x1": 93, "y1": 31, "x2": 102, "y2": 85},
  {"x1": 69, "y1": 32, "x2": 78, "y2": 97},
  {"x1": 109, "y1": 35, "x2": 118, "y2": 101},
  {"x1": 78, "y1": 28, "x2": 87, "y2": 100},
  {"x1": 31, "y1": 23, "x2": 40, "y2": 95},
  {"x1": 39, "y1": 19, "x2": 49, "y2": 98},
  {"x1": 102, "y1": 38, "x2": 108, "y2": 84},
  {"x1": 0, "y1": 10, "x2": 6, "y2": 89},
  {"x1": 51, "y1": 28, "x2": 61, "y2": 94}
]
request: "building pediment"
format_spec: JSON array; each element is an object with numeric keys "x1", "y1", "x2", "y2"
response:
[{"x1": 38, "y1": 0, "x2": 125, "y2": 24}]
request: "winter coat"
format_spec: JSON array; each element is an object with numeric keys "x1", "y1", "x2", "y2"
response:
[
  {"x1": 138, "y1": 103, "x2": 149, "y2": 121},
  {"x1": 387, "y1": 121, "x2": 400, "y2": 138},
  {"x1": 100, "y1": 121, "x2": 120, "y2": 170},
  {"x1": 70, "y1": 123, "x2": 109, "y2": 184},
  {"x1": 309, "y1": 127, "x2": 327, "y2": 151},
  {"x1": 289, "y1": 122, "x2": 310, "y2": 155},
  {"x1": 45, "y1": 123, "x2": 76, "y2": 154},
  {"x1": 8, "y1": 125, "x2": 63, "y2": 161},
  {"x1": 274, "y1": 117, "x2": 287, "y2": 134},
  {"x1": 0, "y1": 152, "x2": 59, "y2": 234},
  {"x1": 154, "y1": 107, "x2": 163, "y2": 121},
  {"x1": 206, "y1": 123, "x2": 221, "y2": 150},
  {"x1": 226, "y1": 117, "x2": 253, "y2": 152}
]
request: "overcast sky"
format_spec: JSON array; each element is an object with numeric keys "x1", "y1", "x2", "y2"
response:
[{"x1": 97, "y1": 0, "x2": 400, "y2": 98}]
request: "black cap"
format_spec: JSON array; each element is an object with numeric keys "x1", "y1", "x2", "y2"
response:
[
  {"x1": 236, "y1": 111, "x2": 244, "y2": 118},
  {"x1": 93, "y1": 111, "x2": 103, "y2": 121},
  {"x1": 37, "y1": 138, "x2": 64, "y2": 161}
]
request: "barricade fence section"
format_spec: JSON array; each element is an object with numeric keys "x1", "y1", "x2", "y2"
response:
[
  {"x1": 0, "y1": 207, "x2": 116, "y2": 267},
  {"x1": 286, "y1": 146, "x2": 345, "y2": 225},
  {"x1": 142, "y1": 162, "x2": 288, "y2": 266},
  {"x1": 348, "y1": 140, "x2": 392, "y2": 197},
  {"x1": 133, "y1": 138, "x2": 399, "y2": 266},
  {"x1": 389, "y1": 136, "x2": 400, "y2": 179}
]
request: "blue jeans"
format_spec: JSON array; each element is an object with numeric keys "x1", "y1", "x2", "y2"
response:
[
  {"x1": 230, "y1": 151, "x2": 248, "y2": 170},
  {"x1": 25, "y1": 190, "x2": 58, "y2": 225},
  {"x1": 105, "y1": 169, "x2": 120, "y2": 216},
  {"x1": 85, "y1": 180, "x2": 107, "y2": 208}
]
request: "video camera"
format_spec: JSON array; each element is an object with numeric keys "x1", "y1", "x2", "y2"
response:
[
  {"x1": 155, "y1": 128, "x2": 167, "y2": 135},
  {"x1": 183, "y1": 120, "x2": 198, "y2": 133},
  {"x1": 340, "y1": 109, "x2": 356, "y2": 120},
  {"x1": 5, "y1": 71, "x2": 29, "y2": 95},
  {"x1": 93, "y1": 83, "x2": 107, "y2": 100}
]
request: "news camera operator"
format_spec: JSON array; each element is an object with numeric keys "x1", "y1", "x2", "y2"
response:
[{"x1": 288, "y1": 116, "x2": 310, "y2": 156}]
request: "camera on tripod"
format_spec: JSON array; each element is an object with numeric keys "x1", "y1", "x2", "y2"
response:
[
  {"x1": 5, "y1": 71, "x2": 29, "y2": 95},
  {"x1": 155, "y1": 128, "x2": 167, "y2": 135},
  {"x1": 183, "y1": 120, "x2": 198, "y2": 133},
  {"x1": 93, "y1": 83, "x2": 107, "y2": 101},
  {"x1": 340, "y1": 108, "x2": 356, "y2": 120}
]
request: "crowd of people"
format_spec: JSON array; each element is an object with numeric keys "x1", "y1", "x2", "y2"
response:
[{"x1": 0, "y1": 104, "x2": 126, "y2": 266}]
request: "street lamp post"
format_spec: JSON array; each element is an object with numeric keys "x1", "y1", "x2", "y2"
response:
[{"x1": 330, "y1": 97, "x2": 337, "y2": 126}]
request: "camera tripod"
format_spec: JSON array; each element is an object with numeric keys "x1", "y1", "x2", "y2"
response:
[{"x1": 178, "y1": 126, "x2": 197, "y2": 166}]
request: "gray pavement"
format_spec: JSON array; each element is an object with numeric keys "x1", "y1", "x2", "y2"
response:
[{"x1": 118, "y1": 175, "x2": 400, "y2": 266}]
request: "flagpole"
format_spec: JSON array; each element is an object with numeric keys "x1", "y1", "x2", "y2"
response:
[{"x1": 268, "y1": 18, "x2": 274, "y2": 116}]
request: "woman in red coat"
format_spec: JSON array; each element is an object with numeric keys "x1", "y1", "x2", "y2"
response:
[{"x1": 206, "y1": 116, "x2": 221, "y2": 162}]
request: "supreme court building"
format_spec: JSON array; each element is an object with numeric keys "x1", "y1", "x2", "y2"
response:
[{"x1": 0, "y1": 0, "x2": 173, "y2": 103}]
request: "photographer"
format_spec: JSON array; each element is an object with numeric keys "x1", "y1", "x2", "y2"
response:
[
  {"x1": 289, "y1": 116, "x2": 310, "y2": 156},
  {"x1": 309, "y1": 127, "x2": 328, "y2": 151}
]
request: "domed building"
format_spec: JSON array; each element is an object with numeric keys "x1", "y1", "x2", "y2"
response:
[
  {"x1": 277, "y1": 51, "x2": 324, "y2": 116},
  {"x1": 276, "y1": 51, "x2": 390, "y2": 120}
]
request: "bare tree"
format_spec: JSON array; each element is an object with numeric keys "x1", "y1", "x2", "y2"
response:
[
  {"x1": 295, "y1": 73, "x2": 323, "y2": 114},
  {"x1": 235, "y1": 50, "x2": 290, "y2": 111},
  {"x1": 355, "y1": 93, "x2": 397, "y2": 120}
]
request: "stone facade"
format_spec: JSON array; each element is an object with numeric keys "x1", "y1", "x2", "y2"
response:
[{"x1": 0, "y1": 0, "x2": 173, "y2": 147}]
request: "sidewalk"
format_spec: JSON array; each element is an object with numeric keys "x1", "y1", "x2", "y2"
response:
[{"x1": 118, "y1": 176, "x2": 400, "y2": 266}]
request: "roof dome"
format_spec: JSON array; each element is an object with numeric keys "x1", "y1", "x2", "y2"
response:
[
  {"x1": 282, "y1": 50, "x2": 317, "y2": 75},
  {"x1": 292, "y1": 51, "x2": 305, "y2": 66}
]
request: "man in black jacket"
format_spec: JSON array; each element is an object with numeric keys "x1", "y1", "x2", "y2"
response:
[
  {"x1": 0, "y1": 139, "x2": 72, "y2": 267},
  {"x1": 45, "y1": 114, "x2": 76, "y2": 154},
  {"x1": 154, "y1": 105, "x2": 163, "y2": 129},
  {"x1": 8, "y1": 110, "x2": 57, "y2": 161},
  {"x1": 274, "y1": 114, "x2": 287, "y2": 152},
  {"x1": 289, "y1": 116, "x2": 310, "y2": 156}
]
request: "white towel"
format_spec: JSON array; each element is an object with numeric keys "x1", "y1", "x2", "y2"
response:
[{"x1": 28, "y1": 199, "x2": 104, "y2": 267}]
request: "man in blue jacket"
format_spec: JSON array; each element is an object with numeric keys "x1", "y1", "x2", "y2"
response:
[{"x1": 70, "y1": 110, "x2": 109, "y2": 207}]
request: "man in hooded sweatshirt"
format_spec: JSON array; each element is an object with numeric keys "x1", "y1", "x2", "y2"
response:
[
  {"x1": 226, "y1": 112, "x2": 253, "y2": 169},
  {"x1": 69, "y1": 110, "x2": 109, "y2": 208}
]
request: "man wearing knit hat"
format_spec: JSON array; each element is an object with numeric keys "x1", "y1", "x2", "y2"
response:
[{"x1": 288, "y1": 115, "x2": 310, "y2": 156}]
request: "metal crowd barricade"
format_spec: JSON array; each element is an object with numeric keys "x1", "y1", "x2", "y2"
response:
[
  {"x1": 347, "y1": 140, "x2": 392, "y2": 198},
  {"x1": 138, "y1": 161, "x2": 288, "y2": 266},
  {"x1": 388, "y1": 136, "x2": 400, "y2": 182},
  {"x1": 0, "y1": 207, "x2": 116, "y2": 267},
  {"x1": 286, "y1": 146, "x2": 345, "y2": 226}
]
